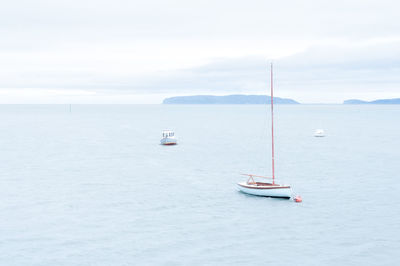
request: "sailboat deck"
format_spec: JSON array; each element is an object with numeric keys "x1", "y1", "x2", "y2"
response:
[
  {"x1": 253, "y1": 182, "x2": 277, "y2": 186},
  {"x1": 238, "y1": 182, "x2": 291, "y2": 189}
]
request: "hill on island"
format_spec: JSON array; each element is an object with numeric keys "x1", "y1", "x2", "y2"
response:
[
  {"x1": 343, "y1": 98, "x2": 400, "y2": 104},
  {"x1": 163, "y1": 95, "x2": 299, "y2": 104}
]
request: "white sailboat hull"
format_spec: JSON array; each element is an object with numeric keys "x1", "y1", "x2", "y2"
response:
[
  {"x1": 160, "y1": 137, "x2": 177, "y2": 145},
  {"x1": 237, "y1": 182, "x2": 292, "y2": 198}
]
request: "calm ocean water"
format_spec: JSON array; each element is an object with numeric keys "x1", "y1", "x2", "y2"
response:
[{"x1": 0, "y1": 104, "x2": 399, "y2": 265}]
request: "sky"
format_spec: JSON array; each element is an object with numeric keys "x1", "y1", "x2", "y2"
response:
[{"x1": 0, "y1": 0, "x2": 399, "y2": 103}]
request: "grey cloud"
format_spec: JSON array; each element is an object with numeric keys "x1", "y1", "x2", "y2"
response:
[
  {"x1": 1, "y1": 41, "x2": 399, "y2": 98},
  {"x1": 118, "y1": 42, "x2": 400, "y2": 102}
]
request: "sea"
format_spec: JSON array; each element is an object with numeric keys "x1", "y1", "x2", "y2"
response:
[{"x1": 0, "y1": 104, "x2": 399, "y2": 266}]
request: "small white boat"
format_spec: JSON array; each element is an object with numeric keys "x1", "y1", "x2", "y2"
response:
[
  {"x1": 160, "y1": 130, "x2": 177, "y2": 145},
  {"x1": 314, "y1": 129, "x2": 325, "y2": 137},
  {"x1": 237, "y1": 63, "x2": 293, "y2": 199}
]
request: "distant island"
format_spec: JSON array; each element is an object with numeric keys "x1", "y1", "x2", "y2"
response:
[
  {"x1": 163, "y1": 95, "x2": 299, "y2": 104},
  {"x1": 343, "y1": 98, "x2": 400, "y2": 104}
]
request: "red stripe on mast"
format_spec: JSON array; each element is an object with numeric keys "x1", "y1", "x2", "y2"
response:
[{"x1": 270, "y1": 63, "x2": 275, "y2": 184}]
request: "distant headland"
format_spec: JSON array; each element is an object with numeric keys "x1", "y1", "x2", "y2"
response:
[
  {"x1": 163, "y1": 95, "x2": 299, "y2": 104},
  {"x1": 343, "y1": 98, "x2": 400, "y2": 104}
]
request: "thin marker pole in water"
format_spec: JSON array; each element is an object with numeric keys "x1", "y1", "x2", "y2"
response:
[{"x1": 270, "y1": 63, "x2": 275, "y2": 184}]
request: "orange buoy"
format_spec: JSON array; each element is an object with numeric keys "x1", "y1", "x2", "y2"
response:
[{"x1": 294, "y1": 195, "x2": 302, "y2": 202}]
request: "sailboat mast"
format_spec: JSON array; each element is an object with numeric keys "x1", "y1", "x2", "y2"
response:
[{"x1": 270, "y1": 63, "x2": 275, "y2": 184}]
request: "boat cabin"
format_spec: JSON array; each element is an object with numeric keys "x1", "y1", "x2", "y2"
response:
[{"x1": 162, "y1": 130, "x2": 175, "y2": 138}]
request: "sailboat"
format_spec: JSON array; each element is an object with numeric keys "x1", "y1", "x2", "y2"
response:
[{"x1": 237, "y1": 63, "x2": 292, "y2": 199}]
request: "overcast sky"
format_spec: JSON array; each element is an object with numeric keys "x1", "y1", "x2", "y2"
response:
[{"x1": 1, "y1": 0, "x2": 399, "y2": 103}]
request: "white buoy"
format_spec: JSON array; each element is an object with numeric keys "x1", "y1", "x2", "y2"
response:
[{"x1": 314, "y1": 129, "x2": 325, "y2": 137}]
